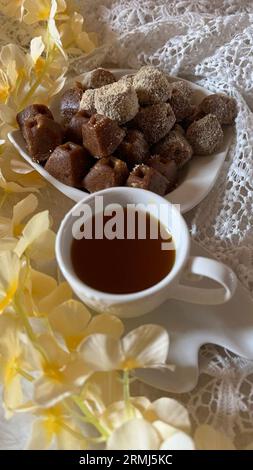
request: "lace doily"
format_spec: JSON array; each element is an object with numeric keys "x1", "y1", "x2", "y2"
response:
[{"x1": 1, "y1": 0, "x2": 253, "y2": 449}]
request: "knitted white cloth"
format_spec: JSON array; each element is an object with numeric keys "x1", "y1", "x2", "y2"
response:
[{"x1": 0, "y1": 0, "x2": 253, "y2": 449}]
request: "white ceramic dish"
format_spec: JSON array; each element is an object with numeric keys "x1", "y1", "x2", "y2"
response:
[
  {"x1": 8, "y1": 69, "x2": 233, "y2": 214},
  {"x1": 125, "y1": 239, "x2": 253, "y2": 393}
]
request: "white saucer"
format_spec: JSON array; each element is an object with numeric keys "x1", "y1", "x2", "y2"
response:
[
  {"x1": 124, "y1": 240, "x2": 253, "y2": 393},
  {"x1": 8, "y1": 70, "x2": 233, "y2": 214}
]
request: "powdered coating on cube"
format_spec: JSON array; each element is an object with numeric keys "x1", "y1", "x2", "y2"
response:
[
  {"x1": 45, "y1": 142, "x2": 93, "y2": 188},
  {"x1": 83, "y1": 157, "x2": 129, "y2": 193},
  {"x1": 199, "y1": 93, "x2": 237, "y2": 125},
  {"x1": 66, "y1": 110, "x2": 90, "y2": 144},
  {"x1": 152, "y1": 128, "x2": 193, "y2": 168},
  {"x1": 118, "y1": 74, "x2": 134, "y2": 87},
  {"x1": 186, "y1": 114, "x2": 224, "y2": 155},
  {"x1": 60, "y1": 85, "x2": 83, "y2": 124},
  {"x1": 126, "y1": 164, "x2": 168, "y2": 196},
  {"x1": 133, "y1": 103, "x2": 176, "y2": 144},
  {"x1": 133, "y1": 66, "x2": 172, "y2": 105},
  {"x1": 116, "y1": 129, "x2": 149, "y2": 168},
  {"x1": 82, "y1": 114, "x2": 126, "y2": 157},
  {"x1": 23, "y1": 114, "x2": 63, "y2": 163},
  {"x1": 169, "y1": 81, "x2": 195, "y2": 122},
  {"x1": 79, "y1": 89, "x2": 96, "y2": 116},
  {"x1": 147, "y1": 155, "x2": 177, "y2": 192},
  {"x1": 81, "y1": 68, "x2": 116, "y2": 89},
  {"x1": 17, "y1": 104, "x2": 53, "y2": 134},
  {"x1": 94, "y1": 82, "x2": 139, "y2": 124}
]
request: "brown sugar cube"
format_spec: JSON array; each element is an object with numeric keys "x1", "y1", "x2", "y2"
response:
[
  {"x1": 186, "y1": 114, "x2": 224, "y2": 155},
  {"x1": 146, "y1": 155, "x2": 177, "y2": 192},
  {"x1": 181, "y1": 105, "x2": 205, "y2": 129},
  {"x1": 45, "y1": 142, "x2": 93, "y2": 188},
  {"x1": 169, "y1": 81, "x2": 195, "y2": 122},
  {"x1": 152, "y1": 127, "x2": 193, "y2": 168},
  {"x1": 23, "y1": 114, "x2": 63, "y2": 163},
  {"x1": 116, "y1": 129, "x2": 149, "y2": 168},
  {"x1": 133, "y1": 66, "x2": 172, "y2": 104},
  {"x1": 126, "y1": 164, "x2": 168, "y2": 196},
  {"x1": 81, "y1": 68, "x2": 116, "y2": 89},
  {"x1": 199, "y1": 93, "x2": 237, "y2": 125},
  {"x1": 133, "y1": 103, "x2": 176, "y2": 144},
  {"x1": 82, "y1": 114, "x2": 125, "y2": 157},
  {"x1": 83, "y1": 157, "x2": 129, "y2": 193},
  {"x1": 94, "y1": 82, "x2": 139, "y2": 124},
  {"x1": 60, "y1": 84, "x2": 83, "y2": 124},
  {"x1": 79, "y1": 89, "x2": 96, "y2": 116},
  {"x1": 17, "y1": 104, "x2": 53, "y2": 135},
  {"x1": 65, "y1": 110, "x2": 90, "y2": 144}
]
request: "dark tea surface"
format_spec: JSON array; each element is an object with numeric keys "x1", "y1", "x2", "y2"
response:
[{"x1": 71, "y1": 209, "x2": 175, "y2": 294}]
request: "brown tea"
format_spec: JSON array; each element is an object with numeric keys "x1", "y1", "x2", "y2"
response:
[{"x1": 71, "y1": 208, "x2": 175, "y2": 294}]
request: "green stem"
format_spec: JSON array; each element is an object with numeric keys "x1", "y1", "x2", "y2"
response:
[
  {"x1": 0, "y1": 192, "x2": 7, "y2": 211},
  {"x1": 72, "y1": 395, "x2": 110, "y2": 439},
  {"x1": 123, "y1": 370, "x2": 134, "y2": 418},
  {"x1": 14, "y1": 297, "x2": 37, "y2": 343},
  {"x1": 16, "y1": 367, "x2": 34, "y2": 382}
]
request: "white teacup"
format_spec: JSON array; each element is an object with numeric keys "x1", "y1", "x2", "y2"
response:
[{"x1": 56, "y1": 187, "x2": 237, "y2": 318}]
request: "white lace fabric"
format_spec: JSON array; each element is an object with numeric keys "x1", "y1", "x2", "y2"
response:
[{"x1": 1, "y1": 0, "x2": 253, "y2": 448}]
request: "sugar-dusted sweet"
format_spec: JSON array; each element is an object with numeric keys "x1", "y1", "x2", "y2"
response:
[
  {"x1": 79, "y1": 89, "x2": 96, "y2": 116},
  {"x1": 186, "y1": 114, "x2": 223, "y2": 155},
  {"x1": 126, "y1": 164, "x2": 168, "y2": 196},
  {"x1": 65, "y1": 110, "x2": 90, "y2": 144},
  {"x1": 199, "y1": 93, "x2": 237, "y2": 125},
  {"x1": 23, "y1": 114, "x2": 63, "y2": 163},
  {"x1": 169, "y1": 80, "x2": 194, "y2": 122},
  {"x1": 17, "y1": 104, "x2": 53, "y2": 134},
  {"x1": 116, "y1": 129, "x2": 149, "y2": 168},
  {"x1": 133, "y1": 66, "x2": 172, "y2": 105},
  {"x1": 45, "y1": 142, "x2": 93, "y2": 188},
  {"x1": 60, "y1": 84, "x2": 83, "y2": 124},
  {"x1": 81, "y1": 68, "x2": 116, "y2": 89},
  {"x1": 83, "y1": 157, "x2": 129, "y2": 193},
  {"x1": 152, "y1": 127, "x2": 193, "y2": 168},
  {"x1": 94, "y1": 82, "x2": 139, "y2": 124},
  {"x1": 147, "y1": 155, "x2": 177, "y2": 192},
  {"x1": 133, "y1": 103, "x2": 176, "y2": 144},
  {"x1": 82, "y1": 114, "x2": 125, "y2": 157}
]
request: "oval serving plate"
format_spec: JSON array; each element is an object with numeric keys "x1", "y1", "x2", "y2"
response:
[{"x1": 8, "y1": 69, "x2": 233, "y2": 214}]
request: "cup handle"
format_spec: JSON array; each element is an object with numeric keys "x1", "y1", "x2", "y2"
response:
[{"x1": 171, "y1": 256, "x2": 237, "y2": 305}]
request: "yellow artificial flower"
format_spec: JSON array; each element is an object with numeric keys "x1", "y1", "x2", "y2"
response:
[
  {"x1": 33, "y1": 333, "x2": 90, "y2": 407},
  {"x1": 0, "y1": 315, "x2": 41, "y2": 415},
  {"x1": 0, "y1": 251, "x2": 20, "y2": 313},
  {"x1": 14, "y1": 209, "x2": 55, "y2": 261},
  {"x1": 0, "y1": 70, "x2": 10, "y2": 103},
  {"x1": 26, "y1": 403, "x2": 87, "y2": 450},
  {"x1": 59, "y1": 12, "x2": 96, "y2": 54},
  {"x1": 23, "y1": 268, "x2": 72, "y2": 317},
  {"x1": 48, "y1": 299, "x2": 124, "y2": 352},
  {"x1": 78, "y1": 324, "x2": 170, "y2": 372},
  {"x1": 0, "y1": 194, "x2": 38, "y2": 238},
  {"x1": 23, "y1": 0, "x2": 66, "y2": 24},
  {"x1": 0, "y1": 168, "x2": 39, "y2": 194},
  {"x1": 0, "y1": 1, "x2": 25, "y2": 20}
]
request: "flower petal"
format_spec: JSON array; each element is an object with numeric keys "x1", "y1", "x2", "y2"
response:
[
  {"x1": 36, "y1": 282, "x2": 72, "y2": 317},
  {"x1": 26, "y1": 419, "x2": 52, "y2": 450},
  {"x1": 144, "y1": 398, "x2": 191, "y2": 434},
  {"x1": 48, "y1": 299, "x2": 91, "y2": 349},
  {"x1": 85, "y1": 314, "x2": 124, "y2": 339},
  {"x1": 78, "y1": 334, "x2": 123, "y2": 371},
  {"x1": 160, "y1": 430, "x2": 195, "y2": 450},
  {"x1": 122, "y1": 325, "x2": 169, "y2": 368},
  {"x1": 14, "y1": 210, "x2": 50, "y2": 258},
  {"x1": 107, "y1": 418, "x2": 160, "y2": 450}
]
